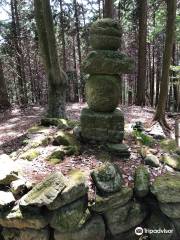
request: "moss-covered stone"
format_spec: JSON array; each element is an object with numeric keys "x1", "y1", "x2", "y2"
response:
[
  {"x1": 2, "y1": 228, "x2": 49, "y2": 240},
  {"x1": 85, "y1": 75, "x2": 120, "y2": 112},
  {"x1": 91, "y1": 187, "x2": 133, "y2": 213},
  {"x1": 91, "y1": 162, "x2": 122, "y2": 195},
  {"x1": 90, "y1": 34, "x2": 120, "y2": 50},
  {"x1": 161, "y1": 154, "x2": 180, "y2": 170},
  {"x1": 0, "y1": 204, "x2": 48, "y2": 229},
  {"x1": 41, "y1": 118, "x2": 78, "y2": 129},
  {"x1": 21, "y1": 149, "x2": 40, "y2": 161},
  {"x1": 144, "y1": 154, "x2": 160, "y2": 167},
  {"x1": 20, "y1": 172, "x2": 67, "y2": 209},
  {"x1": 80, "y1": 108, "x2": 124, "y2": 143},
  {"x1": 48, "y1": 170, "x2": 88, "y2": 210},
  {"x1": 145, "y1": 211, "x2": 177, "y2": 240},
  {"x1": 10, "y1": 178, "x2": 27, "y2": 196},
  {"x1": 47, "y1": 149, "x2": 65, "y2": 164},
  {"x1": 52, "y1": 131, "x2": 81, "y2": 156},
  {"x1": 134, "y1": 165, "x2": 150, "y2": 198},
  {"x1": 159, "y1": 203, "x2": 180, "y2": 219},
  {"x1": 90, "y1": 18, "x2": 122, "y2": 37},
  {"x1": 150, "y1": 174, "x2": 180, "y2": 203},
  {"x1": 106, "y1": 143, "x2": 130, "y2": 158},
  {"x1": 54, "y1": 216, "x2": 105, "y2": 240},
  {"x1": 27, "y1": 125, "x2": 47, "y2": 134},
  {"x1": 83, "y1": 50, "x2": 134, "y2": 75},
  {"x1": 50, "y1": 197, "x2": 89, "y2": 232},
  {"x1": 160, "y1": 139, "x2": 177, "y2": 153},
  {"x1": 104, "y1": 202, "x2": 147, "y2": 236}
]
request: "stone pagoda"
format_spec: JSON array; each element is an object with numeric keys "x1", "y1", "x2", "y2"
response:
[{"x1": 80, "y1": 18, "x2": 133, "y2": 144}]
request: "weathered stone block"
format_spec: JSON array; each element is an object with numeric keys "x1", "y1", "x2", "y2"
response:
[
  {"x1": 54, "y1": 216, "x2": 105, "y2": 240},
  {"x1": 85, "y1": 75, "x2": 120, "y2": 112},
  {"x1": 83, "y1": 50, "x2": 134, "y2": 75},
  {"x1": 80, "y1": 108, "x2": 124, "y2": 143},
  {"x1": 106, "y1": 143, "x2": 130, "y2": 158},
  {"x1": 90, "y1": 34, "x2": 120, "y2": 50},
  {"x1": 91, "y1": 162, "x2": 122, "y2": 195},
  {"x1": 20, "y1": 172, "x2": 67, "y2": 210},
  {"x1": 50, "y1": 197, "x2": 89, "y2": 232},
  {"x1": 0, "y1": 191, "x2": 15, "y2": 210},
  {"x1": 0, "y1": 204, "x2": 48, "y2": 229},
  {"x1": 91, "y1": 187, "x2": 133, "y2": 213},
  {"x1": 104, "y1": 201, "x2": 147, "y2": 236},
  {"x1": 150, "y1": 174, "x2": 180, "y2": 203},
  {"x1": 134, "y1": 165, "x2": 150, "y2": 198},
  {"x1": 159, "y1": 203, "x2": 180, "y2": 219}
]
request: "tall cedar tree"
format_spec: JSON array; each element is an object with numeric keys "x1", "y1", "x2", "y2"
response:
[
  {"x1": 34, "y1": 0, "x2": 67, "y2": 118},
  {"x1": 136, "y1": 0, "x2": 147, "y2": 106},
  {"x1": 154, "y1": 0, "x2": 177, "y2": 129},
  {"x1": 0, "y1": 58, "x2": 10, "y2": 110}
]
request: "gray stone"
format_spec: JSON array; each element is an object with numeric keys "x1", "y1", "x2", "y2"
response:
[
  {"x1": 106, "y1": 143, "x2": 130, "y2": 158},
  {"x1": 160, "y1": 203, "x2": 180, "y2": 219},
  {"x1": 20, "y1": 172, "x2": 67, "y2": 209},
  {"x1": 134, "y1": 165, "x2": 150, "y2": 198},
  {"x1": 0, "y1": 204, "x2": 48, "y2": 229},
  {"x1": 0, "y1": 191, "x2": 15, "y2": 210},
  {"x1": 144, "y1": 154, "x2": 160, "y2": 167},
  {"x1": 48, "y1": 170, "x2": 88, "y2": 210},
  {"x1": 83, "y1": 50, "x2": 133, "y2": 75},
  {"x1": 172, "y1": 219, "x2": 180, "y2": 237},
  {"x1": 150, "y1": 174, "x2": 180, "y2": 203},
  {"x1": 104, "y1": 201, "x2": 147, "y2": 236},
  {"x1": 54, "y1": 216, "x2": 105, "y2": 240},
  {"x1": 85, "y1": 75, "x2": 120, "y2": 112},
  {"x1": 161, "y1": 154, "x2": 180, "y2": 170},
  {"x1": 91, "y1": 187, "x2": 133, "y2": 213},
  {"x1": 91, "y1": 162, "x2": 122, "y2": 195},
  {"x1": 145, "y1": 211, "x2": 178, "y2": 240},
  {"x1": 80, "y1": 108, "x2": 124, "y2": 143},
  {"x1": 90, "y1": 34, "x2": 120, "y2": 50},
  {"x1": 50, "y1": 197, "x2": 89, "y2": 232},
  {"x1": 2, "y1": 228, "x2": 49, "y2": 240}
]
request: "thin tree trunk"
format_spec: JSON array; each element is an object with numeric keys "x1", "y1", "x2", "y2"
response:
[
  {"x1": 154, "y1": 0, "x2": 177, "y2": 128},
  {"x1": 136, "y1": 0, "x2": 147, "y2": 106},
  {"x1": 104, "y1": 0, "x2": 113, "y2": 18},
  {"x1": 0, "y1": 59, "x2": 10, "y2": 110}
]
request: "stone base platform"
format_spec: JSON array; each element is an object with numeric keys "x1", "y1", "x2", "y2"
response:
[{"x1": 80, "y1": 108, "x2": 124, "y2": 143}]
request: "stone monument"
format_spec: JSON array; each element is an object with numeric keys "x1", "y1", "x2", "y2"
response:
[{"x1": 80, "y1": 18, "x2": 133, "y2": 144}]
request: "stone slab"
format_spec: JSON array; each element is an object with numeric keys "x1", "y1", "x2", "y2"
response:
[{"x1": 80, "y1": 108, "x2": 124, "y2": 143}]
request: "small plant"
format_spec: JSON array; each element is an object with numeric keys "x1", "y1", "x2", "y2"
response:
[{"x1": 133, "y1": 130, "x2": 155, "y2": 147}]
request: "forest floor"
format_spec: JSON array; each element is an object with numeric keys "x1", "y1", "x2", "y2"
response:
[{"x1": 0, "y1": 103, "x2": 178, "y2": 194}]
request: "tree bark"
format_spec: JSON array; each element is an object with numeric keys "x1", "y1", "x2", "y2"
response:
[
  {"x1": 136, "y1": 0, "x2": 147, "y2": 106},
  {"x1": 0, "y1": 59, "x2": 10, "y2": 110},
  {"x1": 154, "y1": 0, "x2": 177, "y2": 127},
  {"x1": 34, "y1": 0, "x2": 67, "y2": 118}
]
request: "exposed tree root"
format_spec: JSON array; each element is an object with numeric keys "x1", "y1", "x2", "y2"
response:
[{"x1": 151, "y1": 115, "x2": 172, "y2": 137}]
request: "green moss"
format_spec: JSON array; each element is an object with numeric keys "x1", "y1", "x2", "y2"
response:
[
  {"x1": 90, "y1": 34, "x2": 120, "y2": 50},
  {"x1": 134, "y1": 165, "x2": 150, "y2": 198},
  {"x1": 160, "y1": 139, "x2": 177, "y2": 152},
  {"x1": 90, "y1": 18, "x2": 122, "y2": 37},
  {"x1": 83, "y1": 50, "x2": 134, "y2": 75},
  {"x1": 68, "y1": 170, "x2": 87, "y2": 182},
  {"x1": 53, "y1": 131, "x2": 81, "y2": 153},
  {"x1": 85, "y1": 75, "x2": 120, "y2": 112},
  {"x1": 41, "y1": 118, "x2": 79, "y2": 130},
  {"x1": 161, "y1": 154, "x2": 180, "y2": 170},
  {"x1": 27, "y1": 125, "x2": 46, "y2": 134},
  {"x1": 21, "y1": 149, "x2": 40, "y2": 161}
]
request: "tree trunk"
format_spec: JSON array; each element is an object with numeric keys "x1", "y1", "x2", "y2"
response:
[
  {"x1": 104, "y1": 0, "x2": 113, "y2": 18},
  {"x1": 154, "y1": 0, "x2": 177, "y2": 127},
  {"x1": 0, "y1": 59, "x2": 10, "y2": 110},
  {"x1": 136, "y1": 0, "x2": 147, "y2": 106},
  {"x1": 34, "y1": 0, "x2": 67, "y2": 118}
]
